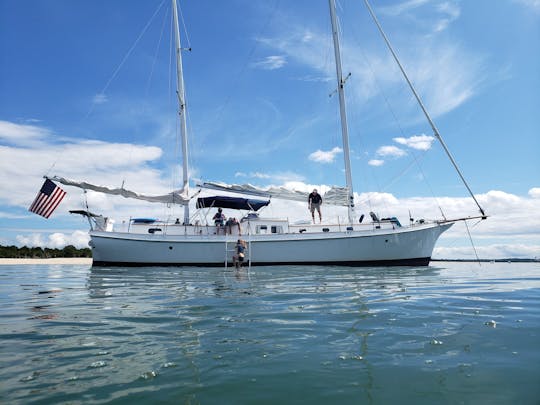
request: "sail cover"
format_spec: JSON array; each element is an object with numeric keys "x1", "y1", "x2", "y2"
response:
[
  {"x1": 196, "y1": 196, "x2": 270, "y2": 211},
  {"x1": 200, "y1": 181, "x2": 350, "y2": 206},
  {"x1": 49, "y1": 176, "x2": 190, "y2": 205}
]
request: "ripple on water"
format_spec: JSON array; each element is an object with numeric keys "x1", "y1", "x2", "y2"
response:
[{"x1": 1, "y1": 262, "x2": 539, "y2": 404}]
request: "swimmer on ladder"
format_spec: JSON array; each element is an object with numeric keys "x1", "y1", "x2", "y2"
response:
[{"x1": 233, "y1": 239, "x2": 247, "y2": 269}]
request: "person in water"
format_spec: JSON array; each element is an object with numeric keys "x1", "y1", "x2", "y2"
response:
[
  {"x1": 308, "y1": 189, "x2": 322, "y2": 223},
  {"x1": 233, "y1": 239, "x2": 247, "y2": 269}
]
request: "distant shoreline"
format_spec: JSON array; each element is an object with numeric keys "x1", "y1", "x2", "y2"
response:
[
  {"x1": 432, "y1": 258, "x2": 539, "y2": 263},
  {"x1": 0, "y1": 258, "x2": 93, "y2": 265}
]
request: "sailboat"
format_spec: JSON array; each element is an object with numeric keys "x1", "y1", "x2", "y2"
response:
[{"x1": 49, "y1": 0, "x2": 486, "y2": 267}]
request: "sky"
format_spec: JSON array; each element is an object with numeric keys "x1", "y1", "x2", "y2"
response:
[{"x1": 0, "y1": 0, "x2": 539, "y2": 260}]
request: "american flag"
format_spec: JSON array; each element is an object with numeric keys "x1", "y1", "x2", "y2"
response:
[{"x1": 28, "y1": 179, "x2": 66, "y2": 219}]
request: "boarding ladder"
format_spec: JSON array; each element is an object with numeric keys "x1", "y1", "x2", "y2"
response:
[
  {"x1": 224, "y1": 232, "x2": 252, "y2": 270},
  {"x1": 224, "y1": 236, "x2": 235, "y2": 268}
]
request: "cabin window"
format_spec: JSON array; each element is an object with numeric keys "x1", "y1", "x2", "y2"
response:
[
  {"x1": 271, "y1": 226, "x2": 283, "y2": 234},
  {"x1": 256, "y1": 225, "x2": 283, "y2": 234}
]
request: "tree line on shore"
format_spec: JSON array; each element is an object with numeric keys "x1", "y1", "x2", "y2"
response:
[{"x1": 0, "y1": 245, "x2": 92, "y2": 258}]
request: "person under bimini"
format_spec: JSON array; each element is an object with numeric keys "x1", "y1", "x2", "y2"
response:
[
  {"x1": 233, "y1": 239, "x2": 247, "y2": 269},
  {"x1": 213, "y1": 208, "x2": 225, "y2": 233},
  {"x1": 226, "y1": 217, "x2": 241, "y2": 235},
  {"x1": 308, "y1": 189, "x2": 322, "y2": 223}
]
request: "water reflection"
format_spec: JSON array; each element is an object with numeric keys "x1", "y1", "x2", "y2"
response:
[{"x1": 85, "y1": 265, "x2": 444, "y2": 402}]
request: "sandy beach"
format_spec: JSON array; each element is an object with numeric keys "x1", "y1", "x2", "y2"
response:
[{"x1": 0, "y1": 258, "x2": 92, "y2": 265}]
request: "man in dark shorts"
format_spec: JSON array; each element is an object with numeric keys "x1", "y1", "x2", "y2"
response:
[{"x1": 308, "y1": 189, "x2": 322, "y2": 223}]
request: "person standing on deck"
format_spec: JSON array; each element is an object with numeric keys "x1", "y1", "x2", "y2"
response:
[
  {"x1": 308, "y1": 189, "x2": 322, "y2": 223},
  {"x1": 213, "y1": 208, "x2": 225, "y2": 234}
]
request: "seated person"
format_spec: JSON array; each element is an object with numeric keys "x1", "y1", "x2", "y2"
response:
[{"x1": 225, "y1": 217, "x2": 241, "y2": 235}]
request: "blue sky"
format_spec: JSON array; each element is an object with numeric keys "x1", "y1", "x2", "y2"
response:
[{"x1": 0, "y1": 0, "x2": 539, "y2": 259}]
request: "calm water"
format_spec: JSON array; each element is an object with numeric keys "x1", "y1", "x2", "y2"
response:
[{"x1": 1, "y1": 262, "x2": 539, "y2": 404}]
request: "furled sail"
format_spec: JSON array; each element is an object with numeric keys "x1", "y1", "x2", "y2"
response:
[
  {"x1": 48, "y1": 176, "x2": 190, "y2": 205},
  {"x1": 200, "y1": 181, "x2": 350, "y2": 207},
  {"x1": 196, "y1": 196, "x2": 270, "y2": 211}
]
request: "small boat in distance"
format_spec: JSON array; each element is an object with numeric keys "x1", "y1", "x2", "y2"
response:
[{"x1": 48, "y1": 0, "x2": 486, "y2": 267}]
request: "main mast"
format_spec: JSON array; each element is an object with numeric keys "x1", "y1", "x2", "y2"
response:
[
  {"x1": 172, "y1": 0, "x2": 190, "y2": 224},
  {"x1": 329, "y1": 0, "x2": 355, "y2": 225}
]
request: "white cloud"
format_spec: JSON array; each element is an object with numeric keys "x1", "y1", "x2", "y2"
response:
[
  {"x1": 513, "y1": 0, "x2": 540, "y2": 13},
  {"x1": 394, "y1": 134, "x2": 435, "y2": 150},
  {"x1": 235, "y1": 171, "x2": 305, "y2": 183},
  {"x1": 0, "y1": 120, "x2": 51, "y2": 146},
  {"x1": 0, "y1": 211, "x2": 29, "y2": 219},
  {"x1": 308, "y1": 146, "x2": 343, "y2": 163},
  {"x1": 378, "y1": 0, "x2": 431, "y2": 16},
  {"x1": 16, "y1": 230, "x2": 90, "y2": 249},
  {"x1": 92, "y1": 93, "x2": 108, "y2": 104},
  {"x1": 252, "y1": 55, "x2": 287, "y2": 70},
  {"x1": 376, "y1": 145, "x2": 406, "y2": 157},
  {"x1": 247, "y1": 172, "x2": 271, "y2": 179},
  {"x1": 0, "y1": 121, "x2": 169, "y2": 217},
  {"x1": 434, "y1": 244, "x2": 540, "y2": 260},
  {"x1": 529, "y1": 187, "x2": 540, "y2": 198},
  {"x1": 433, "y1": 2, "x2": 461, "y2": 32},
  {"x1": 302, "y1": 31, "x2": 313, "y2": 43},
  {"x1": 368, "y1": 159, "x2": 385, "y2": 167},
  {"x1": 256, "y1": 1, "x2": 482, "y2": 119},
  {"x1": 379, "y1": 0, "x2": 461, "y2": 33}
]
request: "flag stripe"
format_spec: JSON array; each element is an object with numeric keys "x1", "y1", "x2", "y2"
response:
[
  {"x1": 28, "y1": 179, "x2": 66, "y2": 219},
  {"x1": 30, "y1": 194, "x2": 47, "y2": 213},
  {"x1": 38, "y1": 189, "x2": 60, "y2": 216},
  {"x1": 29, "y1": 193, "x2": 46, "y2": 212},
  {"x1": 42, "y1": 189, "x2": 66, "y2": 218}
]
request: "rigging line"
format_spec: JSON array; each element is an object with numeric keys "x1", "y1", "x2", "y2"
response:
[
  {"x1": 43, "y1": 6, "x2": 174, "y2": 179},
  {"x1": 471, "y1": 218, "x2": 484, "y2": 228},
  {"x1": 356, "y1": 45, "x2": 447, "y2": 218},
  {"x1": 145, "y1": 4, "x2": 169, "y2": 97},
  {"x1": 83, "y1": 0, "x2": 167, "y2": 121},
  {"x1": 177, "y1": 1, "x2": 191, "y2": 49},
  {"x1": 121, "y1": 3, "x2": 170, "y2": 194},
  {"x1": 363, "y1": 0, "x2": 486, "y2": 218},
  {"x1": 360, "y1": 47, "x2": 407, "y2": 137},
  {"x1": 464, "y1": 219, "x2": 482, "y2": 265},
  {"x1": 409, "y1": 149, "x2": 447, "y2": 220},
  {"x1": 353, "y1": 38, "x2": 447, "y2": 218}
]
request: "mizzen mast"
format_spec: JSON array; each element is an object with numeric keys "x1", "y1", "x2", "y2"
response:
[{"x1": 329, "y1": 0, "x2": 355, "y2": 225}]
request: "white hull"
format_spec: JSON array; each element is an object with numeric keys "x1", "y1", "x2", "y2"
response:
[{"x1": 89, "y1": 222, "x2": 452, "y2": 267}]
